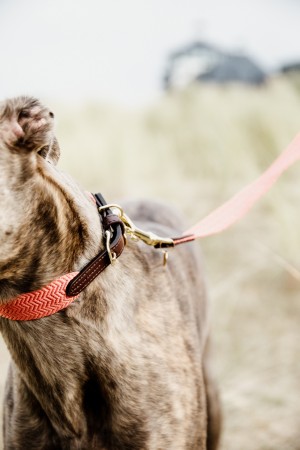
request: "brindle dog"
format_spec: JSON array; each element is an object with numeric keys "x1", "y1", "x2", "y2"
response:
[{"x1": 0, "y1": 97, "x2": 221, "y2": 449}]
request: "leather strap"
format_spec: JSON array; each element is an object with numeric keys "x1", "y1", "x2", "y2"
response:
[{"x1": 66, "y1": 194, "x2": 125, "y2": 297}]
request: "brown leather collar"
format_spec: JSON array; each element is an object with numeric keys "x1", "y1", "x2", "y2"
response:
[{"x1": 66, "y1": 193, "x2": 125, "y2": 297}]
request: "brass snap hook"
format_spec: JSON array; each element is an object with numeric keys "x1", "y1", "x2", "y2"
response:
[{"x1": 99, "y1": 204, "x2": 174, "y2": 249}]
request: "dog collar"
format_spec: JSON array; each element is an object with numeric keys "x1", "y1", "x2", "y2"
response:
[{"x1": 0, "y1": 194, "x2": 126, "y2": 321}]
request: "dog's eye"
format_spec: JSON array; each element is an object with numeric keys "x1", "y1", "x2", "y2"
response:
[
  {"x1": 18, "y1": 110, "x2": 30, "y2": 120},
  {"x1": 37, "y1": 146, "x2": 49, "y2": 159},
  {"x1": 49, "y1": 111, "x2": 54, "y2": 118}
]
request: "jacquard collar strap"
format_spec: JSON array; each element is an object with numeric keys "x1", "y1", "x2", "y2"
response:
[
  {"x1": 0, "y1": 273, "x2": 79, "y2": 321},
  {"x1": 0, "y1": 194, "x2": 126, "y2": 321}
]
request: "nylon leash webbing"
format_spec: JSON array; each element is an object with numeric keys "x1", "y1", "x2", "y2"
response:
[{"x1": 179, "y1": 133, "x2": 300, "y2": 242}]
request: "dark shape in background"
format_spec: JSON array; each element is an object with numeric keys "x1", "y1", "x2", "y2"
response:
[
  {"x1": 163, "y1": 41, "x2": 267, "y2": 89},
  {"x1": 281, "y1": 61, "x2": 300, "y2": 74}
]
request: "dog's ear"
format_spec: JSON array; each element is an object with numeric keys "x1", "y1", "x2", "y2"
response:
[
  {"x1": 0, "y1": 97, "x2": 61, "y2": 165},
  {"x1": 38, "y1": 136, "x2": 60, "y2": 165}
]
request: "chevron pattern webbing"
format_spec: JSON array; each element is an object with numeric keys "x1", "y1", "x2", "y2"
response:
[{"x1": 0, "y1": 272, "x2": 79, "y2": 321}]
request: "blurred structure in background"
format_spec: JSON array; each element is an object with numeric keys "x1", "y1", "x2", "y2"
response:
[
  {"x1": 163, "y1": 41, "x2": 267, "y2": 89},
  {"x1": 281, "y1": 61, "x2": 300, "y2": 75}
]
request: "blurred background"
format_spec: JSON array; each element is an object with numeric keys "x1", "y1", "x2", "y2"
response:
[{"x1": 1, "y1": 0, "x2": 300, "y2": 448}]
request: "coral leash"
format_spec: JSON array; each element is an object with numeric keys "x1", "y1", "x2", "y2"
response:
[
  {"x1": 1, "y1": 133, "x2": 300, "y2": 321},
  {"x1": 175, "y1": 132, "x2": 300, "y2": 244}
]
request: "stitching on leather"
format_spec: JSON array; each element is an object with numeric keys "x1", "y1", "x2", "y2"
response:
[
  {"x1": 68, "y1": 236, "x2": 124, "y2": 295},
  {"x1": 70, "y1": 253, "x2": 107, "y2": 290}
]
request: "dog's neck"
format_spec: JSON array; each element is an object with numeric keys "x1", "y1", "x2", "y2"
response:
[{"x1": 0, "y1": 172, "x2": 133, "y2": 443}]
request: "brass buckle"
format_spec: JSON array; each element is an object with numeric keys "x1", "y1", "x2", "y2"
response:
[{"x1": 99, "y1": 204, "x2": 174, "y2": 249}]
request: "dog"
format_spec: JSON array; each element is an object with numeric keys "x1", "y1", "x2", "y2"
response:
[{"x1": 0, "y1": 96, "x2": 221, "y2": 449}]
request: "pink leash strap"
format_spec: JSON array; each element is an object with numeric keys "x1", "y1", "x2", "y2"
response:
[
  {"x1": 176, "y1": 133, "x2": 300, "y2": 243},
  {"x1": 0, "y1": 273, "x2": 79, "y2": 321}
]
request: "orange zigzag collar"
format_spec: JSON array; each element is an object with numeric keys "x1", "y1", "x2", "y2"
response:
[{"x1": 0, "y1": 273, "x2": 79, "y2": 321}]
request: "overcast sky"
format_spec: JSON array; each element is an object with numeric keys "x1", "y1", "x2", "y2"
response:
[{"x1": 0, "y1": 0, "x2": 300, "y2": 106}]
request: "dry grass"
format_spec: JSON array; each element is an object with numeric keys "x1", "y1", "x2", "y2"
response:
[{"x1": 1, "y1": 76, "x2": 300, "y2": 449}]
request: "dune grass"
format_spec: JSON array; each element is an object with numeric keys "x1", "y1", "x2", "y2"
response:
[{"x1": 1, "y1": 76, "x2": 300, "y2": 449}]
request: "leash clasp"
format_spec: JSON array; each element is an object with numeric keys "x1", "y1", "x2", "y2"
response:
[
  {"x1": 127, "y1": 225, "x2": 174, "y2": 248},
  {"x1": 98, "y1": 204, "x2": 174, "y2": 249}
]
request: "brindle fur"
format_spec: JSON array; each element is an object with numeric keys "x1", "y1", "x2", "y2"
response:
[{"x1": 0, "y1": 97, "x2": 221, "y2": 449}]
